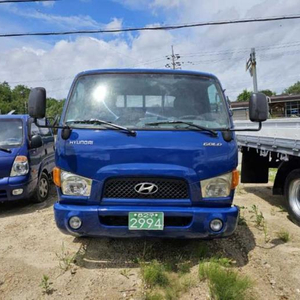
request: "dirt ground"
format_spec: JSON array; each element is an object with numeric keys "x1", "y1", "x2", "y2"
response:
[{"x1": 0, "y1": 183, "x2": 300, "y2": 300}]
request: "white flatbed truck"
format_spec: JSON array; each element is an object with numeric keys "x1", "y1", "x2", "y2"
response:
[{"x1": 235, "y1": 118, "x2": 300, "y2": 226}]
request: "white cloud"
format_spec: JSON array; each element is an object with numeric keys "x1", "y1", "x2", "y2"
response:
[
  {"x1": 1, "y1": 5, "x2": 100, "y2": 29},
  {"x1": 1, "y1": 0, "x2": 300, "y2": 101},
  {"x1": 112, "y1": 0, "x2": 150, "y2": 10},
  {"x1": 105, "y1": 18, "x2": 123, "y2": 33},
  {"x1": 151, "y1": 0, "x2": 181, "y2": 9},
  {"x1": 41, "y1": 1, "x2": 56, "y2": 8}
]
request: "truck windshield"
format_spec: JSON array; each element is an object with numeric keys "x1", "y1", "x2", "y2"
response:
[
  {"x1": 0, "y1": 119, "x2": 23, "y2": 148},
  {"x1": 65, "y1": 73, "x2": 230, "y2": 129}
]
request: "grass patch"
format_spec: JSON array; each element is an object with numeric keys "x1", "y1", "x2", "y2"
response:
[
  {"x1": 39, "y1": 274, "x2": 53, "y2": 295},
  {"x1": 145, "y1": 292, "x2": 164, "y2": 300},
  {"x1": 56, "y1": 243, "x2": 77, "y2": 271},
  {"x1": 120, "y1": 269, "x2": 130, "y2": 279},
  {"x1": 140, "y1": 259, "x2": 197, "y2": 300},
  {"x1": 238, "y1": 215, "x2": 247, "y2": 226},
  {"x1": 56, "y1": 243, "x2": 86, "y2": 272},
  {"x1": 193, "y1": 242, "x2": 209, "y2": 260},
  {"x1": 276, "y1": 230, "x2": 291, "y2": 243},
  {"x1": 141, "y1": 260, "x2": 169, "y2": 287},
  {"x1": 177, "y1": 261, "x2": 191, "y2": 274},
  {"x1": 249, "y1": 205, "x2": 265, "y2": 228},
  {"x1": 164, "y1": 273, "x2": 196, "y2": 300},
  {"x1": 199, "y1": 261, "x2": 252, "y2": 300},
  {"x1": 269, "y1": 168, "x2": 277, "y2": 183},
  {"x1": 162, "y1": 256, "x2": 191, "y2": 274},
  {"x1": 278, "y1": 205, "x2": 287, "y2": 213},
  {"x1": 238, "y1": 206, "x2": 247, "y2": 226}
]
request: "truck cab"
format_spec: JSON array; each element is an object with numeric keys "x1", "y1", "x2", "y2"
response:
[
  {"x1": 27, "y1": 69, "x2": 268, "y2": 238},
  {"x1": 0, "y1": 115, "x2": 55, "y2": 203}
]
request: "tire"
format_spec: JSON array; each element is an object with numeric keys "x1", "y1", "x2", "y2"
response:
[
  {"x1": 284, "y1": 169, "x2": 300, "y2": 226},
  {"x1": 32, "y1": 172, "x2": 50, "y2": 203}
]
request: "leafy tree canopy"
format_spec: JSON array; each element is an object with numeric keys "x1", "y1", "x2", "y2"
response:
[
  {"x1": 259, "y1": 89, "x2": 276, "y2": 97},
  {"x1": 283, "y1": 81, "x2": 300, "y2": 95},
  {"x1": 0, "y1": 82, "x2": 64, "y2": 117},
  {"x1": 237, "y1": 89, "x2": 252, "y2": 102},
  {"x1": 237, "y1": 88, "x2": 276, "y2": 102}
]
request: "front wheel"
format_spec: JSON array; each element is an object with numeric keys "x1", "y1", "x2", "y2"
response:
[
  {"x1": 32, "y1": 173, "x2": 50, "y2": 203},
  {"x1": 285, "y1": 169, "x2": 300, "y2": 226}
]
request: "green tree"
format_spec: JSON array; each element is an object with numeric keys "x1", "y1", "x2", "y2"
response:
[
  {"x1": 259, "y1": 89, "x2": 276, "y2": 97},
  {"x1": 283, "y1": 81, "x2": 300, "y2": 95},
  {"x1": 237, "y1": 89, "x2": 252, "y2": 102},
  {"x1": 0, "y1": 82, "x2": 64, "y2": 117},
  {"x1": 46, "y1": 98, "x2": 65, "y2": 118},
  {"x1": 0, "y1": 82, "x2": 12, "y2": 114},
  {"x1": 11, "y1": 85, "x2": 31, "y2": 114}
]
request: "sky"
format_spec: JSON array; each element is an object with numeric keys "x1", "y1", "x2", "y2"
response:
[{"x1": 0, "y1": 0, "x2": 300, "y2": 100}]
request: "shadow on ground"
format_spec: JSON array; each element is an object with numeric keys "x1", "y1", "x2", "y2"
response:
[
  {"x1": 72, "y1": 222, "x2": 256, "y2": 270},
  {"x1": 0, "y1": 187, "x2": 56, "y2": 217},
  {"x1": 244, "y1": 184, "x2": 286, "y2": 210}
]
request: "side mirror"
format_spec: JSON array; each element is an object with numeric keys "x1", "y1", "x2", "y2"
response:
[
  {"x1": 28, "y1": 88, "x2": 46, "y2": 119},
  {"x1": 249, "y1": 93, "x2": 268, "y2": 122},
  {"x1": 31, "y1": 135, "x2": 43, "y2": 149}
]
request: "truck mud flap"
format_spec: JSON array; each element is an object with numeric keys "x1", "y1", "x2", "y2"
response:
[{"x1": 241, "y1": 147, "x2": 269, "y2": 183}]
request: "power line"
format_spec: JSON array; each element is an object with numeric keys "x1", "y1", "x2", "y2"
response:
[
  {"x1": 165, "y1": 45, "x2": 182, "y2": 69},
  {"x1": 1, "y1": 14, "x2": 300, "y2": 37},
  {"x1": 136, "y1": 40, "x2": 300, "y2": 67},
  {"x1": 0, "y1": 0, "x2": 58, "y2": 3},
  {"x1": 177, "y1": 40, "x2": 300, "y2": 58}
]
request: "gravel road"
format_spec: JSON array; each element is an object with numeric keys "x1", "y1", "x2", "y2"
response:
[{"x1": 0, "y1": 184, "x2": 300, "y2": 300}]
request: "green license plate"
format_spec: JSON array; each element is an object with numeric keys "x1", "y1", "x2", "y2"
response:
[{"x1": 129, "y1": 212, "x2": 164, "y2": 230}]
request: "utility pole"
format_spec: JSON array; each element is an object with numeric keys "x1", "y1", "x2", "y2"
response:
[
  {"x1": 246, "y1": 48, "x2": 258, "y2": 92},
  {"x1": 165, "y1": 45, "x2": 182, "y2": 69}
]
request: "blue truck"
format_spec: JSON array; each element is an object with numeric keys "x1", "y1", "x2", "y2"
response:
[
  {"x1": 27, "y1": 69, "x2": 268, "y2": 238},
  {"x1": 0, "y1": 114, "x2": 55, "y2": 203}
]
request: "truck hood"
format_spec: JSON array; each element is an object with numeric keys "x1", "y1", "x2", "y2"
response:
[
  {"x1": 56, "y1": 130, "x2": 238, "y2": 183},
  {"x1": 0, "y1": 148, "x2": 19, "y2": 179}
]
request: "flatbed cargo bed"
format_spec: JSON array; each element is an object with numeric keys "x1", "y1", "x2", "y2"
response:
[{"x1": 235, "y1": 118, "x2": 300, "y2": 157}]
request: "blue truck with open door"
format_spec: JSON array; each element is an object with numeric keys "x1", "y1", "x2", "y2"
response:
[{"x1": 27, "y1": 69, "x2": 268, "y2": 238}]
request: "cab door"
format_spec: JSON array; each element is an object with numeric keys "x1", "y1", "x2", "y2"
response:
[
  {"x1": 39, "y1": 125, "x2": 55, "y2": 174},
  {"x1": 28, "y1": 121, "x2": 43, "y2": 182}
]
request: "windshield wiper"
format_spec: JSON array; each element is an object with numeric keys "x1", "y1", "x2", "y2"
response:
[
  {"x1": 68, "y1": 119, "x2": 136, "y2": 137},
  {"x1": 0, "y1": 147, "x2": 12, "y2": 153},
  {"x1": 146, "y1": 121, "x2": 218, "y2": 137}
]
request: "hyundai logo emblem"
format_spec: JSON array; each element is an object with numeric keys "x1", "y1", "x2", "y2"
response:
[{"x1": 134, "y1": 182, "x2": 159, "y2": 195}]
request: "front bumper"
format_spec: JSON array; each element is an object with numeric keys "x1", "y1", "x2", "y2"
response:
[
  {"x1": 0, "y1": 176, "x2": 37, "y2": 202},
  {"x1": 54, "y1": 203, "x2": 239, "y2": 239}
]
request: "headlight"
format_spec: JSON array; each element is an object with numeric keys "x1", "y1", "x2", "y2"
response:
[
  {"x1": 10, "y1": 156, "x2": 29, "y2": 177},
  {"x1": 201, "y1": 172, "x2": 233, "y2": 198},
  {"x1": 61, "y1": 170, "x2": 92, "y2": 197}
]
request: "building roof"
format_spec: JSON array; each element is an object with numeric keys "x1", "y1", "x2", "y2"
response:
[
  {"x1": 270, "y1": 94, "x2": 300, "y2": 103},
  {"x1": 231, "y1": 94, "x2": 300, "y2": 108},
  {"x1": 231, "y1": 101, "x2": 248, "y2": 108}
]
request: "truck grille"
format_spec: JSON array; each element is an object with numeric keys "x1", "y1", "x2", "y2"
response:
[{"x1": 103, "y1": 178, "x2": 189, "y2": 199}]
